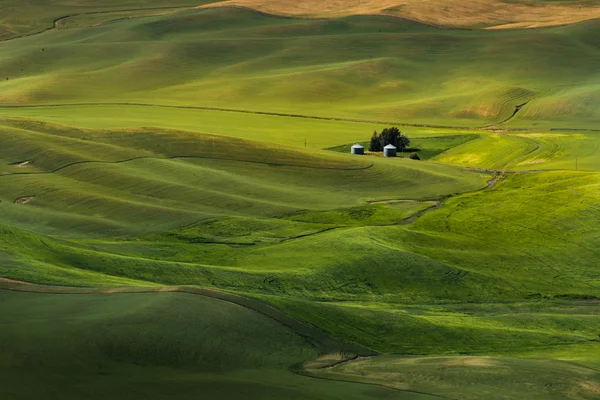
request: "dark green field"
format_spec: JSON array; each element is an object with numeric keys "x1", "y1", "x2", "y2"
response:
[{"x1": 0, "y1": 2, "x2": 599, "y2": 399}]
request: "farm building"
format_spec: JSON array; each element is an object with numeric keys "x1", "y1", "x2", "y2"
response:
[
  {"x1": 351, "y1": 143, "x2": 364, "y2": 155},
  {"x1": 383, "y1": 144, "x2": 397, "y2": 157}
]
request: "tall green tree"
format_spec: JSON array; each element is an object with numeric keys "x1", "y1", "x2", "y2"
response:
[
  {"x1": 368, "y1": 130, "x2": 382, "y2": 152},
  {"x1": 379, "y1": 127, "x2": 410, "y2": 151},
  {"x1": 397, "y1": 133, "x2": 411, "y2": 151}
]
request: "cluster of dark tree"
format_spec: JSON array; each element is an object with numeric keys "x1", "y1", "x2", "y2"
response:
[{"x1": 368, "y1": 127, "x2": 410, "y2": 152}]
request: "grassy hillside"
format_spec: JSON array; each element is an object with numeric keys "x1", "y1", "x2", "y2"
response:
[
  {"x1": 0, "y1": 119, "x2": 487, "y2": 237},
  {"x1": 0, "y1": 8, "x2": 599, "y2": 128},
  {"x1": 305, "y1": 355, "x2": 600, "y2": 400},
  {"x1": 1, "y1": 4, "x2": 599, "y2": 399},
  {"x1": 0, "y1": 106, "x2": 485, "y2": 149},
  {"x1": 0, "y1": 127, "x2": 598, "y2": 352},
  {"x1": 254, "y1": 171, "x2": 600, "y2": 356},
  {"x1": 0, "y1": 289, "x2": 435, "y2": 400},
  {"x1": 2, "y1": 0, "x2": 599, "y2": 40}
]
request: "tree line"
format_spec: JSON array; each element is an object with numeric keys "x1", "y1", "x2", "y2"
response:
[{"x1": 369, "y1": 127, "x2": 409, "y2": 152}]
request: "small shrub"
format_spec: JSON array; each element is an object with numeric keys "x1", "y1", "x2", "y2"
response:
[{"x1": 409, "y1": 152, "x2": 421, "y2": 160}]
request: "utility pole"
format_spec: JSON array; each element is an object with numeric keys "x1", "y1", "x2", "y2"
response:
[
  {"x1": 576, "y1": 158, "x2": 578, "y2": 171},
  {"x1": 304, "y1": 138, "x2": 307, "y2": 148}
]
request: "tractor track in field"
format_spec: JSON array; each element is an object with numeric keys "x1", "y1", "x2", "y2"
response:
[{"x1": 0, "y1": 154, "x2": 373, "y2": 181}]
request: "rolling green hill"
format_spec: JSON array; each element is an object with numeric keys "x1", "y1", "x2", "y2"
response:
[
  {"x1": 0, "y1": 7, "x2": 599, "y2": 128},
  {"x1": 304, "y1": 354, "x2": 600, "y2": 400},
  {"x1": 3, "y1": 0, "x2": 599, "y2": 40},
  {"x1": 0, "y1": 3, "x2": 599, "y2": 400},
  {"x1": 0, "y1": 119, "x2": 487, "y2": 237},
  {"x1": 1, "y1": 289, "x2": 436, "y2": 400}
]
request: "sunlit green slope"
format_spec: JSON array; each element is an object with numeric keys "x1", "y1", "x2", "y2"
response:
[
  {"x1": 1, "y1": 5, "x2": 599, "y2": 399},
  {"x1": 0, "y1": 7, "x2": 599, "y2": 128},
  {"x1": 305, "y1": 355, "x2": 600, "y2": 400},
  {"x1": 0, "y1": 119, "x2": 487, "y2": 237}
]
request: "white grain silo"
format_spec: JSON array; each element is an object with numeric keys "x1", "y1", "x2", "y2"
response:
[
  {"x1": 351, "y1": 143, "x2": 364, "y2": 155},
  {"x1": 383, "y1": 144, "x2": 397, "y2": 157}
]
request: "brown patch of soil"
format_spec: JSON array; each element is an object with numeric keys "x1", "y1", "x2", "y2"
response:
[
  {"x1": 14, "y1": 196, "x2": 36, "y2": 205},
  {"x1": 0, "y1": 277, "x2": 31, "y2": 285},
  {"x1": 580, "y1": 380, "x2": 600, "y2": 394}
]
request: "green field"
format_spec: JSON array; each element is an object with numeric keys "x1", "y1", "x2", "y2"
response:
[
  {"x1": 2, "y1": 289, "x2": 439, "y2": 400},
  {"x1": 304, "y1": 354, "x2": 600, "y2": 400},
  {"x1": 0, "y1": 7, "x2": 599, "y2": 128},
  {"x1": 0, "y1": 2, "x2": 599, "y2": 400}
]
